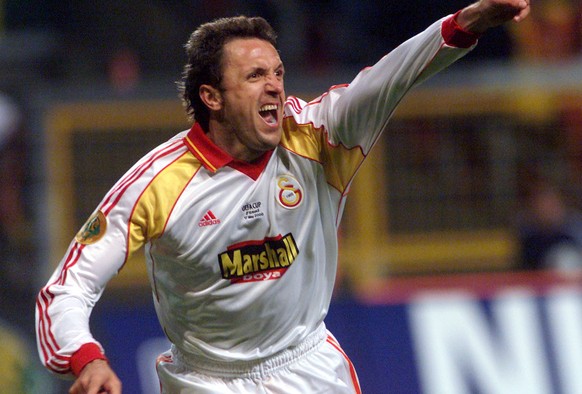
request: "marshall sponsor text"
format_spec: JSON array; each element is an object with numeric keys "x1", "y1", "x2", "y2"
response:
[{"x1": 219, "y1": 233, "x2": 299, "y2": 283}]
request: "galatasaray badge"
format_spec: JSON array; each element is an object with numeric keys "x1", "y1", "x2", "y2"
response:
[
  {"x1": 276, "y1": 174, "x2": 303, "y2": 209},
  {"x1": 75, "y1": 210, "x2": 107, "y2": 245}
]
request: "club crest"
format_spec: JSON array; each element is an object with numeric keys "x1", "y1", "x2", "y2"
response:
[
  {"x1": 75, "y1": 210, "x2": 107, "y2": 245},
  {"x1": 275, "y1": 175, "x2": 303, "y2": 209}
]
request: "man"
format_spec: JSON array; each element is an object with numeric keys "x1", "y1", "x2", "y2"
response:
[{"x1": 36, "y1": 1, "x2": 530, "y2": 393}]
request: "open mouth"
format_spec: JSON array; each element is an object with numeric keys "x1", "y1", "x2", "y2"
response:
[{"x1": 259, "y1": 104, "x2": 279, "y2": 126}]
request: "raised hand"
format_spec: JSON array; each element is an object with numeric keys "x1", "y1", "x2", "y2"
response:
[{"x1": 457, "y1": 0, "x2": 531, "y2": 34}]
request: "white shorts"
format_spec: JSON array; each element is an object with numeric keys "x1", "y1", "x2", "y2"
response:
[{"x1": 155, "y1": 324, "x2": 361, "y2": 393}]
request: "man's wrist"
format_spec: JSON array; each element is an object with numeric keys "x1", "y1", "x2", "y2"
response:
[
  {"x1": 455, "y1": 2, "x2": 491, "y2": 35},
  {"x1": 70, "y1": 342, "x2": 108, "y2": 376},
  {"x1": 442, "y1": 11, "x2": 482, "y2": 49}
]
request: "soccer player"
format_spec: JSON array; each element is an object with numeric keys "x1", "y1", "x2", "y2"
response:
[{"x1": 36, "y1": 1, "x2": 530, "y2": 393}]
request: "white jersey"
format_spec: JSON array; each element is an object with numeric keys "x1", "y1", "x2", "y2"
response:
[{"x1": 36, "y1": 15, "x2": 475, "y2": 375}]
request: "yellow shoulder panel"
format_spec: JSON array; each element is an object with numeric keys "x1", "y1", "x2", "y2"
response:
[
  {"x1": 281, "y1": 117, "x2": 366, "y2": 194},
  {"x1": 128, "y1": 152, "x2": 201, "y2": 255}
]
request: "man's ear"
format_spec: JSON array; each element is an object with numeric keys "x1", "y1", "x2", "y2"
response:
[{"x1": 199, "y1": 84, "x2": 223, "y2": 111}]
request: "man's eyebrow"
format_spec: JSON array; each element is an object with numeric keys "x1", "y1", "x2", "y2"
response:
[{"x1": 246, "y1": 62, "x2": 284, "y2": 74}]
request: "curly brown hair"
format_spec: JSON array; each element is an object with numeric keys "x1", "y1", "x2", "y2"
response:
[{"x1": 177, "y1": 16, "x2": 278, "y2": 131}]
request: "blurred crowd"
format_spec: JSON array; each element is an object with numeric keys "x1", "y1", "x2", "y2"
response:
[
  {"x1": 2, "y1": 0, "x2": 581, "y2": 88},
  {"x1": 515, "y1": 170, "x2": 582, "y2": 272},
  {"x1": 0, "y1": 91, "x2": 50, "y2": 392},
  {"x1": 0, "y1": 0, "x2": 516, "y2": 87}
]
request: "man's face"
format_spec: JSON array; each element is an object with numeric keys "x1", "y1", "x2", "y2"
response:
[{"x1": 208, "y1": 37, "x2": 285, "y2": 162}]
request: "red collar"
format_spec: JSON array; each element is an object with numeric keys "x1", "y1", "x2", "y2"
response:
[{"x1": 184, "y1": 123, "x2": 273, "y2": 181}]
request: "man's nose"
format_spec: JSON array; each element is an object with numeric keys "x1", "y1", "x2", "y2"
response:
[{"x1": 265, "y1": 75, "x2": 283, "y2": 93}]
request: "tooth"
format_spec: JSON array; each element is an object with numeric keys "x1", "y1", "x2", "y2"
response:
[{"x1": 260, "y1": 104, "x2": 277, "y2": 112}]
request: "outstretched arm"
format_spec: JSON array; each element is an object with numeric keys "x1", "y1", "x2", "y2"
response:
[
  {"x1": 293, "y1": 0, "x2": 531, "y2": 184},
  {"x1": 457, "y1": 0, "x2": 530, "y2": 34}
]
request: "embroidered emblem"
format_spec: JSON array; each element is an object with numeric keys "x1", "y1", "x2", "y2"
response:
[
  {"x1": 275, "y1": 175, "x2": 303, "y2": 209},
  {"x1": 242, "y1": 201, "x2": 264, "y2": 220},
  {"x1": 76, "y1": 210, "x2": 107, "y2": 245}
]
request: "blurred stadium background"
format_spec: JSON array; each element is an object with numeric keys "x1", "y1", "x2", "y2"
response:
[{"x1": 1, "y1": 1, "x2": 582, "y2": 393}]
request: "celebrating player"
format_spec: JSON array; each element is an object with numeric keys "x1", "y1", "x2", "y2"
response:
[{"x1": 36, "y1": 1, "x2": 529, "y2": 393}]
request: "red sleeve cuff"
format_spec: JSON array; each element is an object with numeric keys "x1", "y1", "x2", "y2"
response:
[
  {"x1": 441, "y1": 10, "x2": 482, "y2": 49},
  {"x1": 70, "y1": 343, "x2": 108, "y2": 376}
]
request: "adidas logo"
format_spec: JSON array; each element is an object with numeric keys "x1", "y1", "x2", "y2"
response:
[{"x1": 198, "y1": 210, "x2": 221, "y2": 227}]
